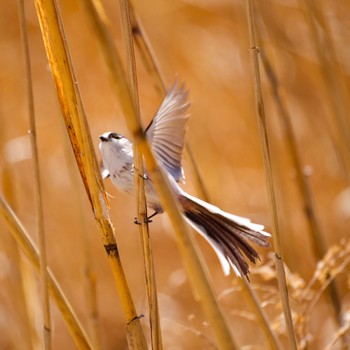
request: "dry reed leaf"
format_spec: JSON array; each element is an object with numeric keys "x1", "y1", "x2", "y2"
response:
[{"x1": 2, "y1": 1, "x2": 350, "y2": 348}]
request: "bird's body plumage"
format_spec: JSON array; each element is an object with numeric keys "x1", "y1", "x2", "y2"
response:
[{"x1": 99, "y1": 83, "x2": 270, "y2": 278}]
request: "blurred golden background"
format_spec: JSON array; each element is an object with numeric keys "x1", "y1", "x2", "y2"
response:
[{"x1": 0, "y1": 0, "x2": 349, "y2": 349}]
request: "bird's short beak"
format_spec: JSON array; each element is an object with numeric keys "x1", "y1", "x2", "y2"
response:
[{"x1": 99, "y1": 135, "x2": 108, "y2": 142}]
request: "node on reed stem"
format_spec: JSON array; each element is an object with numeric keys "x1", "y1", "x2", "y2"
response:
[
  {"x1": 244, "y1": 1, "x2": 297, "y2": 348},
  {"x1": 119, "y1": 0, "x2": 163, "y2": 348}
]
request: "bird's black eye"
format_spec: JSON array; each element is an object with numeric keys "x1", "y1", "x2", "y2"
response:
[{"x1": 110, "y1": 132, "x2": 123, "y2": 140}]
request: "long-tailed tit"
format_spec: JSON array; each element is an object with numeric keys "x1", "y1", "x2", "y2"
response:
[{"x1": 99, "y1": 83, "x2": 270, "y2": 278}]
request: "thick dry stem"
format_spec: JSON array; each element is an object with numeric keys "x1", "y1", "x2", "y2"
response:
[{"x1": 33, "y1": 0, "x2": 147, "y2": 347}]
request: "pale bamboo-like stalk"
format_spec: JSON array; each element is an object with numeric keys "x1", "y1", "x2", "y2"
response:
[
  {"x1": 18, "y1": 0, "x2": 51, "y2": 347},
  {"x1": 119, "y1": 0, "x2": 163, "y2": 348},
  {"x1": 79, "y1": 0, "x2": 238, "y2": 348},
  {"x1": 244, "y1": 1, "x2": 297, "y2": 349},
  {"x1": 0, "y1": 193, "x2": 93, "y2": 349},
  {"x1": 33, "y1": 0, "x2": 147, "y2": 348}
]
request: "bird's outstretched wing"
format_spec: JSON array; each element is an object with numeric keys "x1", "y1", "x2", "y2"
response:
[{"x1": 145, "y1": 82, "x2": 190, "y2": 182}]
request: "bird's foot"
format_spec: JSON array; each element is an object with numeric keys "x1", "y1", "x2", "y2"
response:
[
  {"x1": 134, "y1": 217, "x2": 153, "y2": 225},
  {"x1": 133, "y1": 211, "x2": 159, "y2": 225}
]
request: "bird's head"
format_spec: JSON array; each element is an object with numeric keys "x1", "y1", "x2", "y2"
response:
[{"x1": 99, "y1": 131, "x2": 133, "y2": 161}]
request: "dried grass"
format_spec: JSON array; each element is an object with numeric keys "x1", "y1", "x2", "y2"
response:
[{"x1": 0, "y1": 1, "x2": 349, "y2": 349}]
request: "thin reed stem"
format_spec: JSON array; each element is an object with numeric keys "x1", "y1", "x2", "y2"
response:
[
  {"x1": 33, "y1": 0, "x2": 147, "y2": 347},
  {"x1": 0, "y1": 193, "x2": 93, "y2": 349},
  {"x1": 18, "y1": 0, "x2": 51, "y2": 347},
  {"x1": 119, "y1": 0, "x2": 163, "y2": 348},
  {"x1": 244, "y1": 1, "x2": 297, "y2": 349},
  {"x1": 80, "y1": 0, "x2": 238, "y2": 348}
]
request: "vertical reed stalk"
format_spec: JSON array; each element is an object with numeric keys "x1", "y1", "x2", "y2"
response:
[
  {"x1": 0, "y1": 193, "x2": 93, "y2": 349},
  {"x1": 18, "y1": 1, "x2": 51, "y2": 347},
  {"x1": 119, "y1": 0, "x2": 163, "y2": 348},
  {"x1": 244, "y1": 1, "x2": 297, "y2": 349},
  {"x1": 80, "y1": 0, "x2": 238, "y2": 348},
  {"x1": 33, "y1": 0, "x2": 147, "y2": 348}
]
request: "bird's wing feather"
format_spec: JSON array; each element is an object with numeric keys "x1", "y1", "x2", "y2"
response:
[{"x1": 145, "y1": 82, "x2": 190, "y2": 182}]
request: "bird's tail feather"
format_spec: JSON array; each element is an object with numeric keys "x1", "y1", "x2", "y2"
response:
[{"x1": 179, "y1": 192, "x2": 271, "y2": 278}]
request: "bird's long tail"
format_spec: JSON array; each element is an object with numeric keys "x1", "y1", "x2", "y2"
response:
[{"x1": 178, "y1": 192, "x2": 271, "y2": 278}]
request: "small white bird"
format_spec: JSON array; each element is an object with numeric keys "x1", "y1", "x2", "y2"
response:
[{"x1": 99, "y1": 83, "x2": 270, "y2": 278}]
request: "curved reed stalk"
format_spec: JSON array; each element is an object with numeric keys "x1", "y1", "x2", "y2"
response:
[{"x1": 33, "y1": 0, "x2": 147, "y2": 348}]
